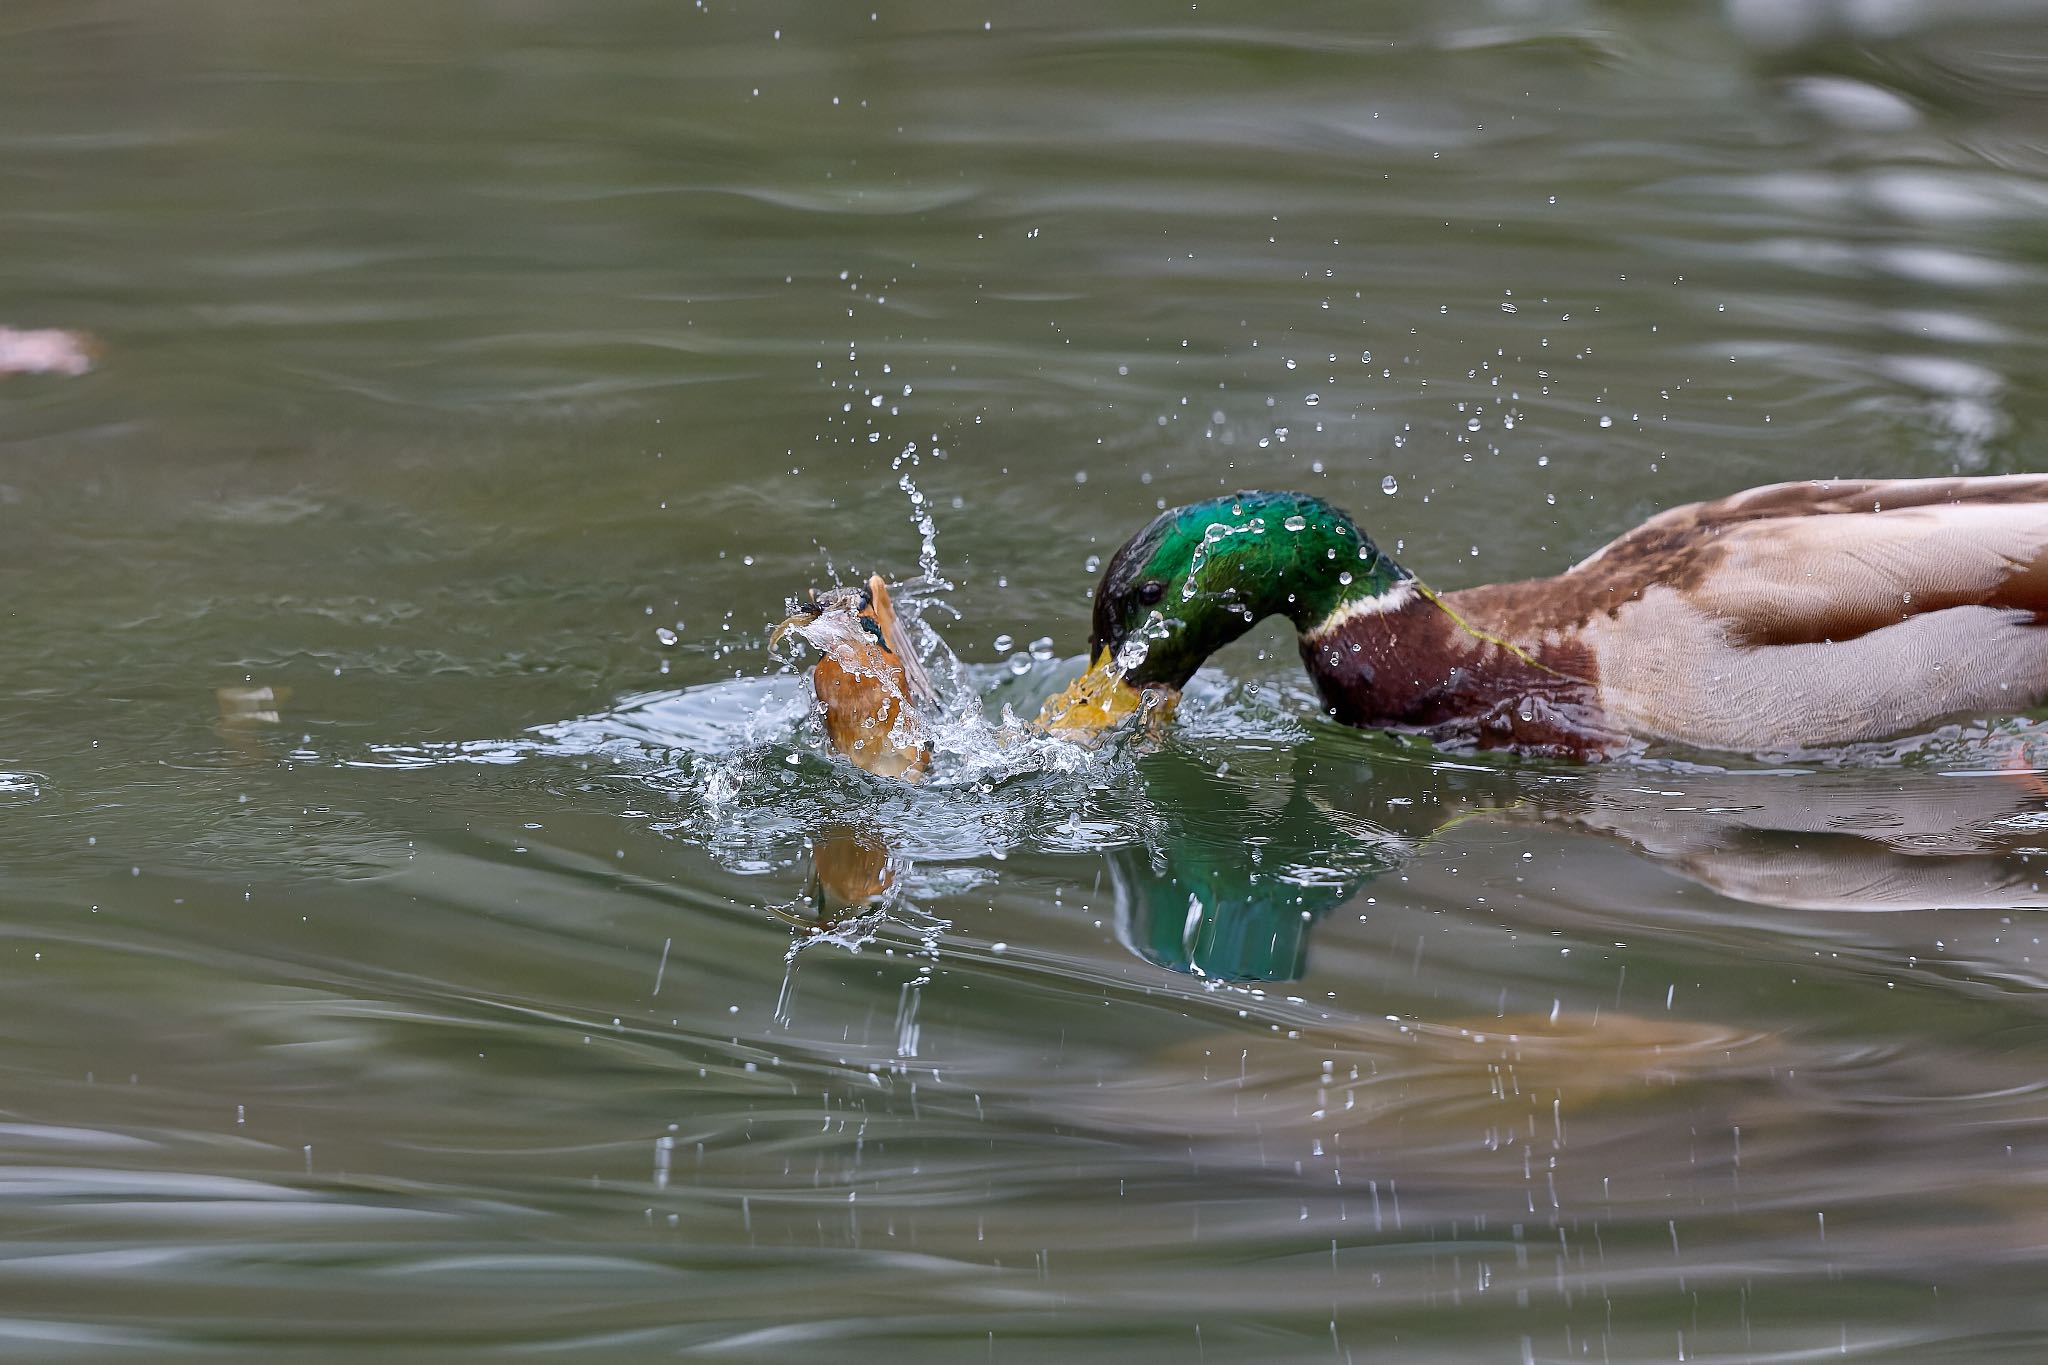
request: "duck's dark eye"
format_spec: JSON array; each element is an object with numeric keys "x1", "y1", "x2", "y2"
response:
[{"x1": 1137, "y1": 580, "x2": 1166, "y2": 606}]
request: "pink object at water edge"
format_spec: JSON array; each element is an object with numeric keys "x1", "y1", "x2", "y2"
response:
[{"x1": 0, "y1": 327, "x2": 95, "y2": 377}]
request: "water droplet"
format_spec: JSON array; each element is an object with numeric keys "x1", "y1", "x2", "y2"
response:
[
  {"x1": 655, "y1": 627, "x2": 678, "y2": 647},
  {"x1": 1084, "y1": 554, "x2": 1101, "y2": 573},
  {"x1": 1598, "y1": 414, "x2": 1613, "y2": 428},
  {"x1": 1380, "y1": 475, "x2": 1399, "y2": 495},
  {"x1": 1007, "y1": 652, "x2": 1032, "y2": 676},
  {"x1": 992, "y1": 633, "x2": 1014, "y2": 651},
  {"x1": 1028, "y1": 636, "x2": 1055, "y2": 660},
  {"x1": 1284, "y1": 515, "x2": 1308, "y2": 531},
  {"x1": 1337, "y1": 571, "x2": 1353, "y2": 585},
  {"x1": 1305, "y1": 393, "x2": 1320, "y2": 406}
]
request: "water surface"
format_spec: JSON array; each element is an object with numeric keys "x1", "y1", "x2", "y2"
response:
[{"x1": 7, "y1": 0, "x2": 2048, "y2": 1359}]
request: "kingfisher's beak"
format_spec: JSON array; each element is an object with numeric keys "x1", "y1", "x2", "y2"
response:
[{"x1": 1035, "y1": 649, "x2": 1174, "y2": 732}]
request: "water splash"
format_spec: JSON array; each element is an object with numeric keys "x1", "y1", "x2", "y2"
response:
[
  {"x1": 1113, "y1": 610, "x2": 1174, "y2": 673},
  {"x1": 0, "y1": 770, "x2": 44, "y2": 803},
  {"x1": 1182, "y1": 515, "x2": 1265, "y2": 602},
  {"x1": 891, "y1": 442, "x2": 949, "y2": 591}
]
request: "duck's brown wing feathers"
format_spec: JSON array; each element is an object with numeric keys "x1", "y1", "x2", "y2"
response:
[
  {"x1": 1571, "y1": 475, "x2": 2048, "y2": 645},
  {"x1": 1535, "y1": 476, "x2": 2048, "y2": 751},
  {"x1": 1435, "y1": 477, "x2": 2048, "y2": 752}
]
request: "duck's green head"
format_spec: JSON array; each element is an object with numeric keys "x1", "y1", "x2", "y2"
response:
[{"x1": 1088, "y1": 490, "x2": 1405, "y2": 690}]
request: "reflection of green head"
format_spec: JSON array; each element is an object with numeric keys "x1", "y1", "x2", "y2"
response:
[
  {"x1": 1107, "y1": 749, "x2": 1402, "y2": 983},
  {"x1": 1090, "y1": 491, "x2": 1408, "y2": 689},
  {"x1": 1111, "y1": 849, "x2": 1352, "y2": 981}
]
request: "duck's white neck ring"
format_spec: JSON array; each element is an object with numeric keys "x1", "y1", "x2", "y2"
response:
[{"x1": 1300, "y1": 579, "x2": 1421, "y2": 642}]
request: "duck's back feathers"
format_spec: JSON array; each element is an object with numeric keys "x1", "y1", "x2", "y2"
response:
[
  {"x1": 1448, "y1": 476, "x2": 2048, "y2": 753},
  {"x1": 1578, "y1": 475, "x2": 2048, "y2": 646}
]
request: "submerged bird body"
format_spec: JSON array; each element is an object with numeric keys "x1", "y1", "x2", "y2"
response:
[{"x1": 1087, "y1": 477, "x2": 2048, "y2": 759}]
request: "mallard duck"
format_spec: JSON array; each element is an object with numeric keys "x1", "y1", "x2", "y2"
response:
[{"x1": 1069, "y1": 477, "x2": 2048, "y2": 759}]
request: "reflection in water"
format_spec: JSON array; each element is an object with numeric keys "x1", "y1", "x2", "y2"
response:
[
  {"x1": 807, "y1": 820, "x2": 900, "y2": 914},
  {"x1": 1106, "y1": 748, "x2": 1410, "y2": 982},
  {"x1": 801, "y1": 714, "x2": 2048, "y2": 982},
  {"x1": 1129, "y1": 754, "x2": 2048, "y2": 980},
  {"x1": 1523, "y1": 760, "x2": 2048, "y2": 913}
]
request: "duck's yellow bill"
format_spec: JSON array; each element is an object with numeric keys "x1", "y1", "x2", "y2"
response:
[{"x1": 1034, "y1": 650, "x2": 1170, "y2": 732}]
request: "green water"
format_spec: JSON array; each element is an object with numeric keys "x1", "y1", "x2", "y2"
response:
[{"x1": 7, "y1": 0, "x2": 2048, "y2": 1359}]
